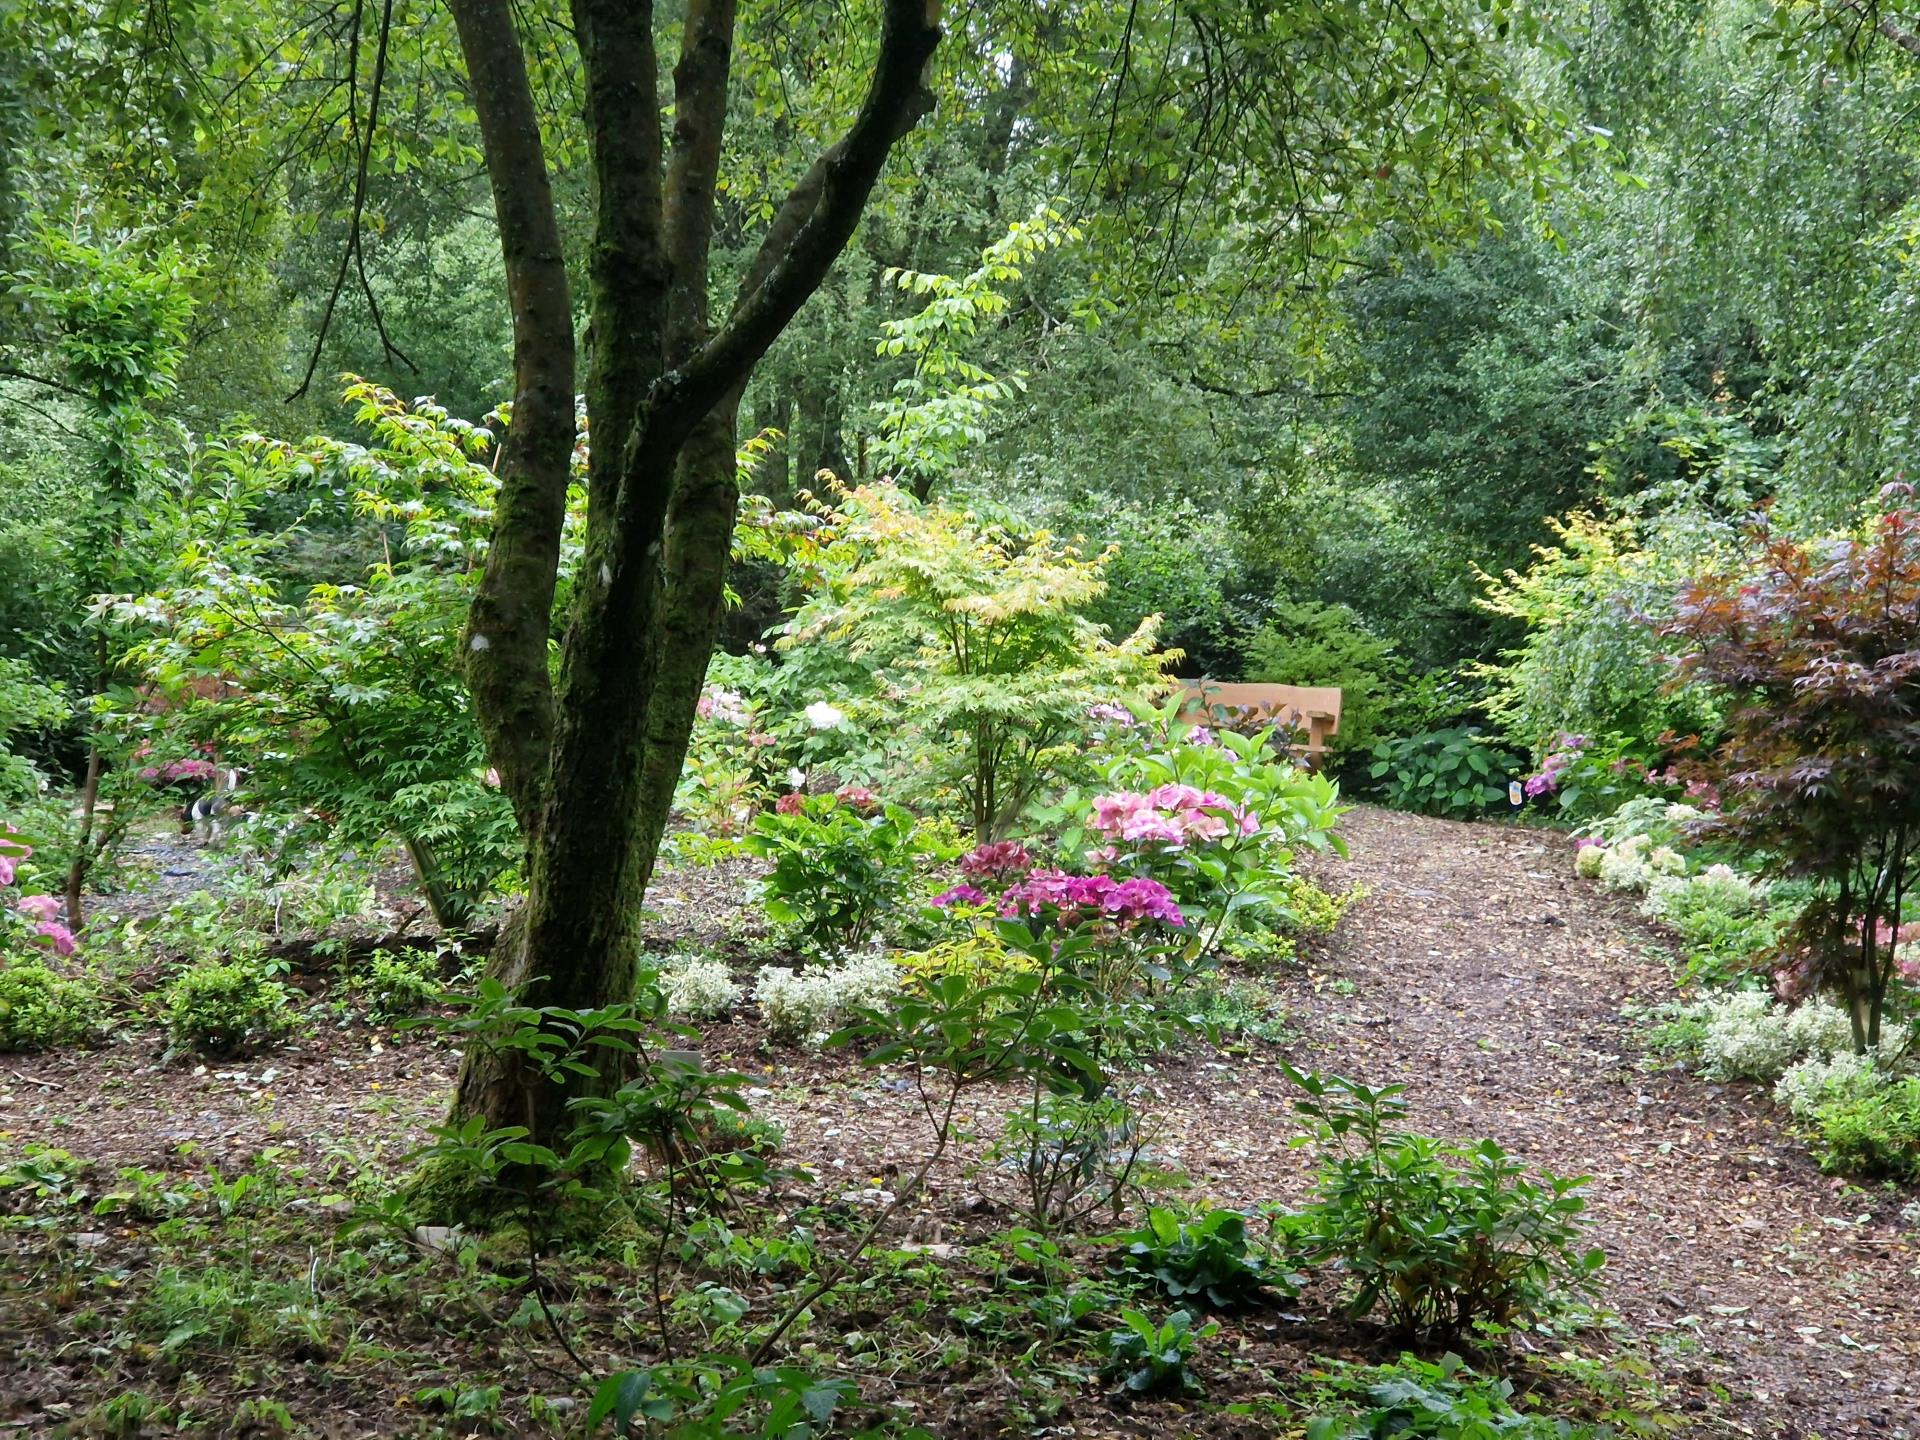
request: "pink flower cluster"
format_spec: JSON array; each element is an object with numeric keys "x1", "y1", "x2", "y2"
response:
[
  {"x1": 933, "y1": 883, "x2": 989, "y2": 908},
  {"x1": 1089, "y1": 785, "x2": 1258, "y2": 849},
  {"x1": 998, "y1": 869, "x2": 1184, "y2": 928},
  {"x1": 140, "y1": 757, "x2": 217, "y2": 785},
  {"x1": 960, "y1": 840, "x2": 1033, "y2": 883},
  {"x1": 1523, "y1": 733, "x2": 1588, "y2": 798},
  {"x1": 1086, "y1": 702, "x2": 1137, "y2": 728},
  {"x1": 1774, "y1": 919, "x2": 1920, "y2": 1001},
  {"x1": 772, "y1": 784, "x2": 881, "y2": 818},
  {"x1": 0, "y1": 830, "x2": 76, "y2": 958}
]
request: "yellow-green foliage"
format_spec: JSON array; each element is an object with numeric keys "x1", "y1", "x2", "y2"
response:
[
  {"x1": 783, "y1": 481, "x2": 1175, "y2": 838},
  {"x1": 896, "y1": 928, "x2": 1035, "y2": 998},
  {"x1": 1474, "y1": 509, "x2": 1722, "y2": 753}
]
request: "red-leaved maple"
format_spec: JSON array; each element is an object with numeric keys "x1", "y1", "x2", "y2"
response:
[{"x1": 1662, "y1": 490, "x2": 1920, "y2": 1052}]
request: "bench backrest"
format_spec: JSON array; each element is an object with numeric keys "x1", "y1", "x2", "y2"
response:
[{"x1": 1177, "y1": 682, "x2": 1344, "y2": 761}]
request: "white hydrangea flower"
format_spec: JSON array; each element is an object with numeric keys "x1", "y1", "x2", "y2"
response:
[
  {"x1": 1598, "y1": 835, "x2": 1654, "y2": 892},
  {"x1": 803, "y1": 701, "x2": 846, "y2": 731},
  {"x1": 1574, "y1": 844, "x2": 1606, "y2": 880},
  {"x1": 1647, "y1": 845, "x2": 1687, "y2": 877}
]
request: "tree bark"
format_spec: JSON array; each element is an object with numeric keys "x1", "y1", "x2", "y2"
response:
[{"x1": 446, "y1": 0, "x2": 943, "y2": 1166}]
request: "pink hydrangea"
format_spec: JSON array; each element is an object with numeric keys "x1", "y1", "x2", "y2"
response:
[
  {"x1": 960, "y1": 840, "x2": 1033, "y2": 883},
  {"x1": 139, "y1": 757, "x2": 217, "y2": 784},
  {"x1": 774, "y1": 792, "x2": 806, "y2": 816},
  {"x1": 0, "y1": 831, "x2": 27, "y2": 888},
  {"x1": 1573, "y1": 836, "x2": 1603, "y2": 851},
  {"x1": 15, "y1": 895, "x2": 59, "y2": 921},
  {"x1": 933, "y1": 883, "x2": 988, "y2": 908},
  {"x1": 836, "y1": 785, "x2": 879, "y2": 812},
  {"x1": 1087, "y1": 702, "x2": 1136, "y2": 727},
  {"x1": 1088, "y1": 785, "x2": 1258, "y2": 850},
  {"x1": 33, "y1": 921, "x2": 76, "y2": 958}
]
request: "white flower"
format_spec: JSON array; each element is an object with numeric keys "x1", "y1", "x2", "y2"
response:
[
  {"x1": 803, "y1": 700, "x2": 846, "y2": 731},
  {"x1": 786, "y1": 767, "x2": 807, "y2": 791}
]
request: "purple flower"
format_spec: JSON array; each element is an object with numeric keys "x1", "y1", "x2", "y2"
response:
[
  {"x1": 933, "y1": 883, "x2": 988, "y2": 908},
  {"x1": 999, "y1": 869, "x2": 1184, "y2": 929}
]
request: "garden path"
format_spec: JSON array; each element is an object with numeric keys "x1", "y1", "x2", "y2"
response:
[{"x1": 1220, "y1": 806, "x2": 1918, "y2": 1439}]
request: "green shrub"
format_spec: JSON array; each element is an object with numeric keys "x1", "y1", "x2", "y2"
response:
[
  {"x1": 1476, "y1": 508, "x2": 1723, "y2": 755},
  {"x1": 164, "y1": 962, "x2": 299, "y2": 1057},
  {"x1": 1366, "y1": 727, "x2": 1521, "y2": 819},
  {"x1": 777, "y1": 481, "x2": 1172, "y2": 840},
  {"x1": 1285, "y1": 1068, "x2": 1604, "y2": 1341},
  {"x1": 1305, "y1": 1352, "x2": 1607, "y2": 1439},
  {"x1": 348, "y1": 948, "x2": 441, "y2": 1022},
  {"x1": 1812, "y1": 1078, "x2": 1920, "y2": 1180},
  {"x1": 0, "y1": 962, "x2": 101, "y2": 1051},
  {"x1": 1277, "y1": 874, "x2": 1361, "y2": 937},
  {"x1": 742, "y1": 792, "x2": 947, "y2": 950},
  {"x1": 1242, "y1": 600, "x2": 1399, "y2": 756}
]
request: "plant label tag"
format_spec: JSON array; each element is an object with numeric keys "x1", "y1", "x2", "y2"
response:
[{"x1": 1508, "y1": 780, "x2": 1524, "y2": 808}]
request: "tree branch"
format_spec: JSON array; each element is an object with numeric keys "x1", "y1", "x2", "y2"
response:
[
  {"x1": 571, "y1": 0, "x2": 667, "y2": 513},
  {"x1": 663, "y1": 0, "x2": 739, "y2": 361},
  {"x1": 449, "y1": 0, "x2": 579, "y2": 835},
  {"x1": 657, "y1": 0, "x2": 943, "y2": 440},
  {"x1": 287, "y1": 0, "x2": 413, "y2": 401}
]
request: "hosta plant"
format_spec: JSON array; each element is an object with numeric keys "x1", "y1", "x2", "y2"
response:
[
  {"x1": 1111, "y1": 1204, "x2": 1289, "y2": 1310},
  {"x1": 1099, "y1": 1309, "x2": 1213, "y2": 1396}
]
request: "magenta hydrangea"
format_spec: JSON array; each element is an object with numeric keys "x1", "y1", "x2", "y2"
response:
[
  {"x1": 932, "y1": 883, "x2": 989, "y2": 908},
  {"x1": 1523, "y1": 733, "x2": 1589, "y2": 797},
  {"x1": 999, "y1": 869, "x2": 1184, "y2": 928}
]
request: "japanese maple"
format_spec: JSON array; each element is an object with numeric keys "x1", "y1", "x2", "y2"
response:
[{"x1": 1662, "y1": 491, "x2": 1920, "y2": 1051}]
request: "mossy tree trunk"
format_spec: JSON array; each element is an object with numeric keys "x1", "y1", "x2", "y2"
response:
[{"x1": 443, "y1": 0, "x2": 943, "y2": 1161}]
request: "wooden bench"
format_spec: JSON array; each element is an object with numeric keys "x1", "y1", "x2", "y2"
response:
[{"x1": 1177, "y1": 682, "x2": 1343, "y2": 766}]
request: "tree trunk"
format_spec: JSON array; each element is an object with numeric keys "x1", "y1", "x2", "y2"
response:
[
  {"x1": 62, "y1": 744, "x2": 103, "y2": 927},
  {"x1": 442, "y1": 0, "x2": 941, "y2": 1177},
  {"x1": 452, "y1": 412, "x2": 743, "y2": 1141}
]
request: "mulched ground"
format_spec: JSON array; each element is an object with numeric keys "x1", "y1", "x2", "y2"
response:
[{"x1": 2, "y1": 805, "x2": 1914, "y2": 1437}]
